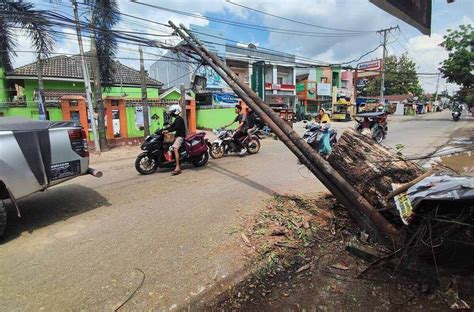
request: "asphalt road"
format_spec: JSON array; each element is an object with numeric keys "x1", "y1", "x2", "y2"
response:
[{"x1": 0, "y1": 110, "x2": 470, "y2": 311}]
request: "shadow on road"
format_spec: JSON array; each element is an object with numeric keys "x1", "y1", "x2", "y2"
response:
[
  {"x1": 209, "y1": 164, "x2": 277, "y2": 196},
  {"x1": 2, "y1": 184, "x2": 110, "y2": 243}
]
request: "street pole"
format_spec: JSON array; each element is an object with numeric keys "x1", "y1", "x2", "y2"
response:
[
  {"x1": 72, "y1": 0, "x2": 101, "y2": 154},
  {"x1": 434, "y1": 72, "x2": 441, "y2": 103},
  {"x1": 139, "y1": 46, "x2": 150, "y2": 137},
  {"x1": 170, "y1": 21, "x2": 399, "y2": 241},
  {"x1": 377, "y1": 26, "x2": 399, "y2": 111},
  {"x1": 179, "y1": 83, "x2": 187, "y2": 134}
]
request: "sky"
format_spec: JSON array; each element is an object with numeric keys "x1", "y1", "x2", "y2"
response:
[{"x1": 12, "y1": 0, "x2": 474, "y2": 95}]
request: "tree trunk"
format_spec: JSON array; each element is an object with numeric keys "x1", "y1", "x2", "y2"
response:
[
  {"x1": 36, "y1": 54, "x2": 47, "y2": 120},
  {"x1": 328, "y1": 128, "x2": 423, "y2": 225},
  {"x1": 90, "y1": 36, "x2": 108, "y2": 150}
]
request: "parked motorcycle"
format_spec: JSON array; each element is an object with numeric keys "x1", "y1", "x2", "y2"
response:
[
  {"x1": 302, "y1": 122, "x2": 337, "y2": 153},
  {"x1": 135, "y1": 128, "x2": 209, "y2": 175},
  {"x1": 452, "y1": 111, "x2": 461, "y2": 121},
  {"x1": 209, "y1": 128, "x2": 261, "y2": 159}
]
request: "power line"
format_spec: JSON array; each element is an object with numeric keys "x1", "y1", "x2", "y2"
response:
[
  {"x1": 129, "y1": 0, "x2": 372, "y2": 37},
  {"x1": 225, "y1": 0, "x2": 377, "y2": 33}
]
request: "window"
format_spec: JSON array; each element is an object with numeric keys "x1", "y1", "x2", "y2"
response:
[
  {"x1": 320, "y1": 77, "x2": 328, "y2": 83},
  {"x1": 277, "y1": 77, "x2": 283, "y2": 84},
  {"x1": 341, "y1": 80, "x2": 348, "y2": 88},
  {"x1": 111, "y1": 100, "x2": 120, "y2": 106}
]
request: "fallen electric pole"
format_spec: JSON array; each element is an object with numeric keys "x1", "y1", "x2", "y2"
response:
[{"x1": 168, "y1": 21, "x2": 399, "y2": 242}]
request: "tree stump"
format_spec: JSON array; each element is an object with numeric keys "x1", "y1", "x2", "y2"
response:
[{"x1": 328, "y1": 128, "x2": 423, "y2": 225}]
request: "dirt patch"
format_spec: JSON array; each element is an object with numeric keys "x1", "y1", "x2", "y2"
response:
[{"x1": 202, "y1": 194, "x2": 473, "y2": 311}]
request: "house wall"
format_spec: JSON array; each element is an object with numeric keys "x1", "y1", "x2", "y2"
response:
[
  {"x1": 196, "y1": 107, "x2": 237, "y2": 130},
  {"x1": 0, "y1": 63, "x2": 10, "y2": 103},
  {"x1": 125, "y1": 106, "x2": 166, "y2": 138}
]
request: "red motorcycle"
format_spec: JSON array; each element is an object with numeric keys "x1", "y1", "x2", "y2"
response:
[{"x1": 135, "y1": 128, "x2": 209, "y2": 175}]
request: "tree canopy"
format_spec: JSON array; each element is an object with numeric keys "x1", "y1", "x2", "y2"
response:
[{"x1": 359, "y1": 53, "x2": 423, "y2": 97}]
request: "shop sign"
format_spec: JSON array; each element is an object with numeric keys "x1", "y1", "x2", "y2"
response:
[
  {"x1": 213, "y1": 92, "x2": 240, "y2": 107},
  {"x1": 251, "y1": 61, "x2": 265, "y2": 100},
  {"x1": 317, "y1": 83, "x2": 331, "y2": 96},
  {"x1": 356, "y1": 59, "x2": 382, "y2": 78}
]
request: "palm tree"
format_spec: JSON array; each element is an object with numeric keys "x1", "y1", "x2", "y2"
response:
[
  {"x1": 0, "y1": 1, "x2": 54, "y2": 119},
  {"x1": 87, "y1": 0, "x2": 120, "y2": 150}
]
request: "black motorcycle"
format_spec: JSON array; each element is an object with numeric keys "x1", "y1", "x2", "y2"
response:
[
  {"x1": 209, "y1": 128, "x2": 261, "y2": 159},
  {"x1": 302, "y1": 122, "x2": 337, "y2": 153},
  {"x1": 135, "y1": 128, "x2": 209, "y2": 175}
]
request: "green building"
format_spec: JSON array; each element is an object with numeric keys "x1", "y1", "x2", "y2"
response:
[{"x1": 0, "y1": 54, "x2": 170, "y2": 141}]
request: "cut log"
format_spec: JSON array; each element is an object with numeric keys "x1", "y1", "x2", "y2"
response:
[{"x1": 328, "y1": 128, "x2": 423, "y2": 225}]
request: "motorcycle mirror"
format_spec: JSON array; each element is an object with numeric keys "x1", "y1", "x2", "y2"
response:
[{"x1": 303, "y1": 120, "x2": 307, "y2": 124}]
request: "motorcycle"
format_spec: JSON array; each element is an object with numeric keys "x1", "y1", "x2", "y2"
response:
[
  {"x1": 452, "y1": 111, "x2": 461, "y2": 121},
  {"x1": 209, "y1": 128, "x2": 261, "y2": 159},
  {"x1": 355, "y1": 112, "x2": 388, "y2": 144},
  {"x1": 135, "y1": 128, "x2": 210, "y2": 175},
  {"x1": 302, "y1": 122, "x2": 337, "y2": 153}
]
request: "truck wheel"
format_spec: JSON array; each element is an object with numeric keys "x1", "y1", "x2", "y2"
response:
[{"x1": 0, "y1": 200, "x2": 6, "y2": 238}]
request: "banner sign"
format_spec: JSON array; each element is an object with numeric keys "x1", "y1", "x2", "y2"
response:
[
  {"x1": 251, "y1": 61, "x2": 265, "y2": 100},
  {"x1": 317, "y1": 83, "x2": 331, "y2": 96},
  {"x1": 356, "y1": 59, "x2": 382, "y2": 78},
  {"x1": 213, "y1": 92, "x2": 240, "y2": 107}
]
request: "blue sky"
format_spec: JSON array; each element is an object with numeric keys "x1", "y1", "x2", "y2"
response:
[{"x1": 15, "y1": 0, "x2": 474, "y2": 94}]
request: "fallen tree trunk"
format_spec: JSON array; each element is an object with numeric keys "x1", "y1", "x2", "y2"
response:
[{"x1": 328, "y1": 128, "x2": 423, "y2": 225}]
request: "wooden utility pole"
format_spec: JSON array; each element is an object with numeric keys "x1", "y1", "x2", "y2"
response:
[
  {"x1": 139, "y1": 46, "x2": 150, "y2": 137},
  {"x1": 179, "y1": 83, "x2": 187, "y2": 134},
  {"x1": 90, "y1": 35, "x2": 108, "y2": 150},
  {"x1": 72, "y1": 0, "x2": 100, "y2": 153},
  {"x1": 170, "y1": 21, "x2": 399, "y2": 241},
  {"x1": 434, "y1": 72, "x2": 441, "y2": 103},
  {"x1": 377, "y1": 26, "x2": 399, "y2": 111}
]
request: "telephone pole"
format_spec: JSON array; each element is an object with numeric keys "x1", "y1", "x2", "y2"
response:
[
  {"x1": 139, "y1": 46, "x2": 150, "y2": 137},
  {"x1": 72, "y1": 0, "x2": 100, "y2": 153},
  {"x1": 434, "y1": 72, "x2": 441, "y2": 103},
  {"x1": 179, "y1": 83, "x2": 187, "y2": 134},
  {"x1": 377, "y1": 26, "x2": 399, "y2": 110}
]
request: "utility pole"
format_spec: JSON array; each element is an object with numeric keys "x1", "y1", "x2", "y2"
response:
[
  {"x1": 35, "y1": 55, "x2": 47, "y2": 121},
  {"x1": 139, "y1": 46, "x2": 150, "y2": 137},
  {"x1": 377, "y1": 26, "x2": 399, "y2": 111},
  {"x1": 72, "y1": 0, "x2": 100, "y2": 153},
  {"x1": 179, "y1": 83, "x2": 187, "y2": 134},
  {"x1": 434, "y1": 72, "x2": 441, "y2": 103}
]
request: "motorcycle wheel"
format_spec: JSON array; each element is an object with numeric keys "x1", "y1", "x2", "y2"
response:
[
  {"x1": 135, "y1": 152, "x2": 158, "y2": 175},
  {"x1": 247, "y1": 138, "x2": 261, "y2": 154},
  {"x1": 192, "y1": 151, "x2": 209, "y2": 167},
  {"x1": 373, "y1": 130, "x2": 384, "y2": 144},
  {"x1": 210, "y1": 142, "x2": 225, "y2": 159}
]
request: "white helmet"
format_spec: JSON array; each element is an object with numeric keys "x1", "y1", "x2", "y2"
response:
[{"x1": 167, "y1": 104, "x2": 182, "y2": 116}]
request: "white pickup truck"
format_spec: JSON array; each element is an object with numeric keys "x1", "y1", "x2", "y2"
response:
[{"x1": 0, "y1": 117, "x2": 102, "y2": 237}]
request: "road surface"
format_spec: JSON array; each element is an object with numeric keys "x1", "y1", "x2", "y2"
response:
[{"x1": 0, "y1": 110, "x2": 470, "y2": 311}]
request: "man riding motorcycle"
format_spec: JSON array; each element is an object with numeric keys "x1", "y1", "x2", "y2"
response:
[
  {"x1": 163, "y1": 104, "x2": 186, "y2": 175},
  {"x1": 223, "y1": 104, "x2": 248, "y2": 155}
]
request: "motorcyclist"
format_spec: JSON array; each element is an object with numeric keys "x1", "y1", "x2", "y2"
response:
[
  {"x1": 223, "y1": 104, "x2": 247, "y2": 155},
  {"x1": 246, "y1": 107, "x2": 258, "y2": 141},
  {"x1": 316, "y1": 108, "x2": 331, "y2": 126},
  {"x1": 163, "y1": 104, "x2": 186, "y2": 175}
]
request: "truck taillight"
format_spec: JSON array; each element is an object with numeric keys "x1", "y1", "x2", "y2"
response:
[{"x1": 68, "y1": 129, "x2": 89, "y2": 158}]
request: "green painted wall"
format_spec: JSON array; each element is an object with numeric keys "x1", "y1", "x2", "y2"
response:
[
  {"x1": 162, "y1": 90, "x2": 181, "y2": 100},
  {"x1": 22, "y1": 79, "x2": 160, "y2": 106},
  {"x1": 125, "y1": 106, "x2": 166, "y2": 138},
  {"x1": 196, "y1": 108, "x2": 237, "y2": 130},
  {"x1": 0, "y1": 62, "x2": 10, "y2": 103}
]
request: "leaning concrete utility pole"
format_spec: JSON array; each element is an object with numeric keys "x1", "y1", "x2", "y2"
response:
[
  {"x1": 169, "y1": 21, "x2": 399, "y2": 241},
  {"x1": 377, "y1": 26, "x2": 399, "y2": 111},
  {"x1": 434, "y1": 72, "x2": 441, "y2": 103},
  {"x1": 139, "y1": 46, "x2": 150, "y2": 137},
  {"x1": 72, "y1": 0, "x2": 100, "y2": 153}
]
